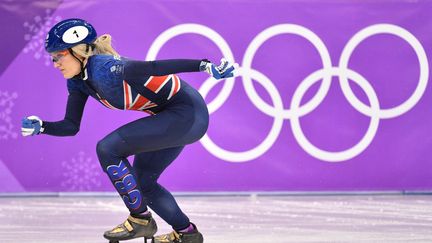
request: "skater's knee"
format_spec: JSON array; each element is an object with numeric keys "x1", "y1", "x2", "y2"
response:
[
  {"x1": 96, "y1": 139, "x2": 111, "y2": 157},
  {"x1": 96, "y1": 132, "x2": 125, "y2": 157},
  {"x1": 96, "y1": 132, "x2": 129, "y2": 171}
]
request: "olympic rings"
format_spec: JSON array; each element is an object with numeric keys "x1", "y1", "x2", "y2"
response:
[{"x1": 146, "y1": 23, "x2": 429, "y2": 163}]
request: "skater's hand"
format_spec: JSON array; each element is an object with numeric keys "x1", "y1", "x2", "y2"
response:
[
  {"x1": 200, "y1": 58, "x2": 236, "y2": 80},
  {"x1": 21, "y1": 116, "x2": 44, "y2": 136}
]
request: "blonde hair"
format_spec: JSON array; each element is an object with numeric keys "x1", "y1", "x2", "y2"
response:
[{"x1": 71, "y1": 34, "x2": 119, "y2": 59}]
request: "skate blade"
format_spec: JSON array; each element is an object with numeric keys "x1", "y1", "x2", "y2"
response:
[{"x1": 108, "y1": 236, "x2": 154, "y2": 243}]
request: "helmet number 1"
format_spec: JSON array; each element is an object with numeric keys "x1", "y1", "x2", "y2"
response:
[
  {"x1": 73, "y1": 30, "x2": 79, "y2": 38},
  {"x1": 62, "y1": 26, "x2": 89, "y2": 44}
]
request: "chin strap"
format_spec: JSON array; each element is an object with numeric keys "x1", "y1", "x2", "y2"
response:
[
  {"x1": 69, "y1": 44, "x2": 107, "y2": 101},
  {"x1": 69, "y1": 44, "x2": 95, "y2": 80}
]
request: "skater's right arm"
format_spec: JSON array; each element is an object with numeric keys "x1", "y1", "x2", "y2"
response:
[{"x1": 22, "y1": 91, "x2": 88, "y2": 137}]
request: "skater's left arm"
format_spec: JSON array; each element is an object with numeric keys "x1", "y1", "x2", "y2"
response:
[{"x1": 122, "y1": 58, "x2": 235, "y2": 80}]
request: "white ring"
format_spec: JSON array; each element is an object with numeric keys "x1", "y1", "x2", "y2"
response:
[
  {"x1": 290, "y1": 67, "x2": 380, "y2": 162},
  {"x1": 242, "y1": 24, "x2": 332, "y2": 119},
  {"x1": 200, "y1": 68, "x2": 284, "y2": 162},
  {"x1": 339, "y1": 24, "x2": 429, "y2": 119}
]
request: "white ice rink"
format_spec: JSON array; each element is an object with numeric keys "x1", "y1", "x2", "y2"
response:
[{"x1": 0, "y1": 194, "x2": 431, "y2": 243}]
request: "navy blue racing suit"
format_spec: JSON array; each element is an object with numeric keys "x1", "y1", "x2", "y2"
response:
[{"x1": 42, "y1": 55, "x2": 209, "y2": 231}]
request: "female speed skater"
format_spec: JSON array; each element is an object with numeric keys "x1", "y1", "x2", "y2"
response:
[{"x1": 21, "y1": 18, "x2": 234, "y2": 243}]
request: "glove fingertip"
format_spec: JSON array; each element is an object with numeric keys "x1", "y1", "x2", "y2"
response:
[{"x1": 226, "y1": 73, "x2": 234, "y2": 78}]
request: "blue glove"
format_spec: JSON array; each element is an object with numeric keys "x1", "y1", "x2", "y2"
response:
[
  {"x1": 200, "y1": 58, "x2": 235, "y2": 79},
  {"x1": 21, "y1": 116, "x2": 44, "y2": 136}
]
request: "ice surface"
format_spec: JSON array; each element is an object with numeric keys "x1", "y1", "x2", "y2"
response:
[{"x1": 0, "y1": 195, "x2": 431, "y2": 242}]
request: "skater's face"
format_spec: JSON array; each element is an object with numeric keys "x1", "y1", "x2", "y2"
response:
[{"x1": 51, "y1": 49, "x2": 83, "y2": 79}]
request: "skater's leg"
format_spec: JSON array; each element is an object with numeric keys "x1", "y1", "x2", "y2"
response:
[
  {"x1": 96, "y1": 131, "x2": 145, "y2": 213},
  {"x1": 97, "y1": 132, "x2": 158, "y2": 241},
  {"x1": 133, "y1": 147, "x2": 191, "y2": 231}
]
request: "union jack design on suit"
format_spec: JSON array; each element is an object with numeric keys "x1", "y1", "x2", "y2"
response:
[{"x1": 99, "y1": 74, "x2": 181, "y2": 113}]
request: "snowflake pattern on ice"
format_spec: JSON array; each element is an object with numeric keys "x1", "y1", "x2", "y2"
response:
[
  {"x1": 23, "y1": 9, "x2": 62, "y2": 66},
  {"x1": 0, "y1": 91, "x2": 18, "y2": 140},
  {"x1": 61, "y1": 151, "x2": 103, "y2": 191}
]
